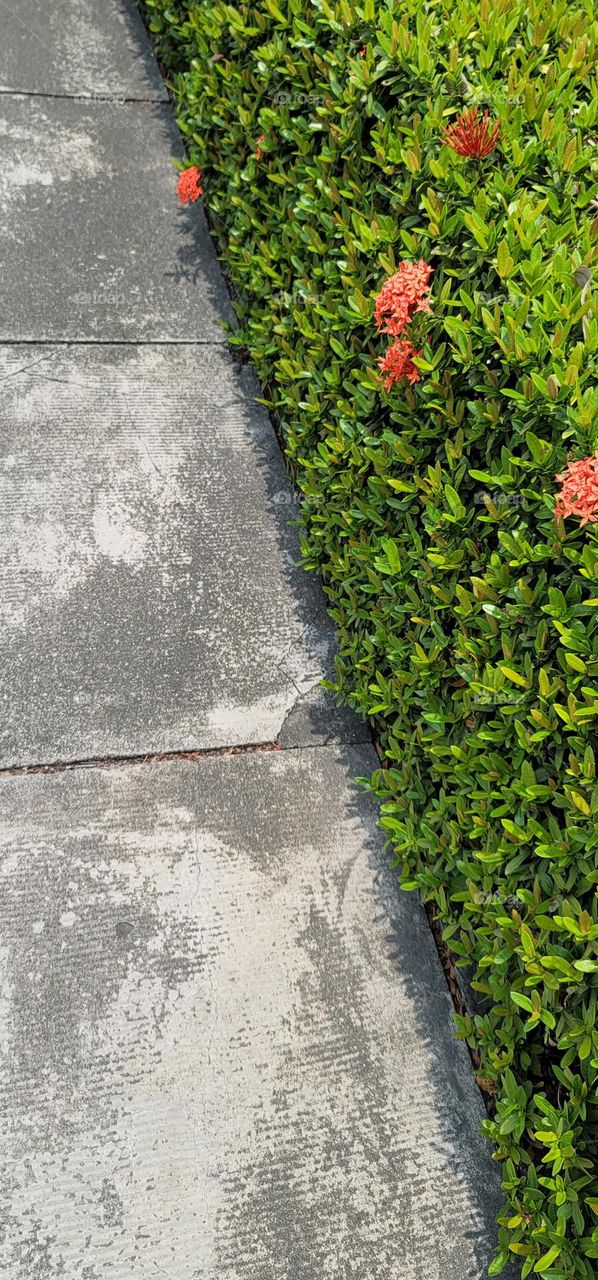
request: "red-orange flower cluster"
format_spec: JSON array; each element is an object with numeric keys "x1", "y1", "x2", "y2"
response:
[
  {"x1": 441, "y1": 107, "x2": 500, "y2": 158},
  {"x1": 554, "y1": 454, "x2": 598, "y2": 526},
  {"x1": 176, "y1": 165, "x2": 203, "y2": 205},
  {"x1": 374, "y1": 260, "x2": 432, "y2": 391},
  {"x1": 374, "y1": 260, "x2": 432, "y2": 337},
  {"x1": 379, "y1": 339, "x2": 422, "y2": 390}
]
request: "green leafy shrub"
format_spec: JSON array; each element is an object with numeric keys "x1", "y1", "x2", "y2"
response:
[{"x1": 143, "y1": 0, "x2": 598, "y2": 1272}]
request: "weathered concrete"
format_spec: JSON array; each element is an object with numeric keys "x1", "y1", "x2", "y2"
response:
[
  {"x1": 0, "y1": 746, "x2": 502, "y2": 1280},
  {"x1": 0, "y1": 344, "x2": 366, "y2": 765},
  {"x1": 0, "y1": 0, "x2": 166, "y2": 99},
  {"x1": 0, "y1": 95, "x2": 231, "y2": 341}
]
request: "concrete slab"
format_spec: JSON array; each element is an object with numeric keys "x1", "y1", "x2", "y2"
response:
[
  {"x1": 0, "y1": 344, "x2": 367, "y2": 766},
  {"x1": 0, "y1": 0, "x2": 166, "y2": 99},
  {"x1": 0, "y1": 745, "x2": 502, "y2": 1280},
  {"x1": 0, "y1": 95, "x2": 231, "y2": 341}
]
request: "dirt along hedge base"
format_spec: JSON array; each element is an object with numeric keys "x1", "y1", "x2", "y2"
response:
[{"x1": 143, "y1": 1, "x2": 597, "y2": 1274}]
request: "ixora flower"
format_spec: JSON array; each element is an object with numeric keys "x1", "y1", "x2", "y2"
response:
[
  {"x1": 374, "y1": 261, "x2": 433, "y2": 337},
  {"x1": 554, "y1": 454, "x2": 598, "y2": 526},
  {"x1": 176, "y1": 166, "x2": 203, "y2": 205},
  {"x1": 379, "y1": 339, "x2": 422, "y2": 390},
  {"x1": 441, "y1": 107, "x2": 500, "y2": 158}
]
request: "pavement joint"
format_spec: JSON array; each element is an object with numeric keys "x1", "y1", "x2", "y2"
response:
[
  {"x1": 0, "y1": 742, "x2": 281, "y2": 779},
  {"x1": 0, "y1": 339, "x2": 230, "y2": 348},
  {"x1": 0, "y1": 734, "x2": 377, "y2": 778},
  {"x1": 0, "y1": 89, "x2": 166, "y2": 104}
]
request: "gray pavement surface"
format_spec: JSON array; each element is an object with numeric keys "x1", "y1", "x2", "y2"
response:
[
  {"x1": 0, "y1": 3, "x2": 509, "y2": 1278},
  {"x1": 0, "y1": 0, "x2": 167, "y2": 99},
  {"x1": 0, "y1": 343, "x2": 364, "y2": 765},
  {"x1": 0, "y1": 749, "x2": 502, "y2": 1280},
  {"x1": 0, "y1": 95, "x2": 230, "y2": 340}
]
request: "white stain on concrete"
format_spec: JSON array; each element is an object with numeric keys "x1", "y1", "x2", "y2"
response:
[
  {"x1": 92, "y1": 496, "x2": 149, "y2": 568},
  {"x1": 0, "y1": 514, "x2": 88, "y2": 629},
  {"x1": 0, "y1": 344, "x2": 350, "y2": 762},
  {"x1": 3, "y1": 162, "x2": 53, "y2": 188},
  {"x1": 0, "y1": 118, "x2": 100, "y2": 234},
  {"x1": 0, "y1": 117, "x2": 100, "y2": 177}
]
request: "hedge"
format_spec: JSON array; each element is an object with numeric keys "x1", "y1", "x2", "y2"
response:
[{"x1": 142, "y1": 1, "x2": 598, "y2": 1274}]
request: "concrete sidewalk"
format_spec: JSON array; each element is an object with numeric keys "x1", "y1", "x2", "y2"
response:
[{"x1": 0, "y1": 3, "x2": 504, "y2": 1277}]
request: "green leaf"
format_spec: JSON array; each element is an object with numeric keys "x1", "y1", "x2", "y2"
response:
[
  {"x1": 511, "y1": 991, "x2": 534, "y2": 1013},
  {"x1": 565, "y1": 653, "x2": 587, "y2": 673},
  {"x1": 496, "y1": 240, "x2": 515, "y2": 279},
  {"x1": 445, "y1": 483, "x2": 466, "y2": 518},
  {"x1": 500, "y1": 667, "x2": 529, "y2": 688},
  {"x1": 534, "y1": 1245, "x2": 561, "y2": 1272}
]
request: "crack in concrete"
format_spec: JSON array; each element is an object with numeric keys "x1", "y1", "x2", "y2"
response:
[
  {"x1": 276, "y1": 680, "x2": 313, "y2": 739},
  {"x1": 0, "y1": 742, "x2": 281, "y2": 778},
  {"x1": 0, "y1": 349, "x2": 58, "y2": 382},
  {"x1": 275, "y1": 621, "x2": 322, "y2": 703},
  {"x1": 119, "y1": 383, "x2": 182, "y2": 505}
]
